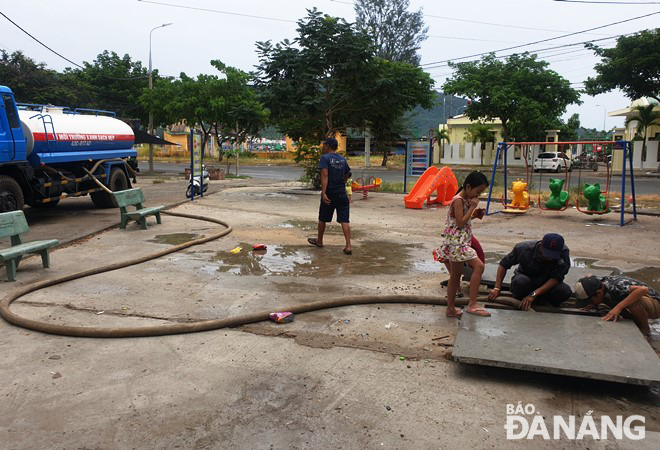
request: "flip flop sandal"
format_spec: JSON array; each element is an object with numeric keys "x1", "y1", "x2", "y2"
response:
[
  {"x1": 343, "y1": 248, "x2": 352, "y2": 255},
  {"x1": 466, "y1": 307, "x2": 491, "y2": 317},
  {"x1": 307, "y1": 238, "x2": 323, "y2": 248}
]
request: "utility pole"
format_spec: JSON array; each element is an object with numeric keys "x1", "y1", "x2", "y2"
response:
[{"x1": 148, "y1": 23, "x2": 173, "y2": 173}]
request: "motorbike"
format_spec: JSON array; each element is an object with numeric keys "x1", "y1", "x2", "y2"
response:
[
  {"x1": 574, "y1": 154, "x2": 598, "y2": 172},
  {"x1": 186, "y1": 165, "x2": 209, "y2": 198}
]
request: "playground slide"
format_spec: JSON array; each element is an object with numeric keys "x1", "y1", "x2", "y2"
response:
[{"x1": 404, "y1": 166, "x2": 459, "y2": 209}]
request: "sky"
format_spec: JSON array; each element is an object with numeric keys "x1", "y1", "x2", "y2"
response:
[{"x1": 1, "y1": 0, "x2": 658, "y2": 130}]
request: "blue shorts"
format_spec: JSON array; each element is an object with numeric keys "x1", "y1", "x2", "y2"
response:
[{"x1": 319, "y1": 190, "x2": 350, "y2": 223}]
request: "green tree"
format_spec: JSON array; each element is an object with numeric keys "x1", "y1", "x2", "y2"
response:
[
  {"x1": 142, "y1": 60, "x2": 267, "y2": 163},
  {"x1": 0, "y1": 50, "x2": 77, "y2": 105},
  {"x1": 70, "y1": 50, "x2": 150, "y2": 122},
  {"x1": 361, "y1": 58, "x2": 434, "y2": 165},
  {"x1": 256, "y1": 9, "x2": 433, "y2": 180},
  {"x1": 558, "y1": 113, "x2": 581, "y2": 142},
  {"x1": 354, "y1": 0, "x2": 428, "y2": 66},
  {"x1": 435, "y1": 127, "x2": 450, "y2": 163},
  {"x1": 255, "y1": 9, "x2": 377, "y2": 142},
  {"x1": 465, "y1": 123, "x2": 496, "y2": 165},
  {"x1": 624, "y1": 104, "x2": 660, "y2": 165},
  {"x1": 442, "y1": 53, "x2": 581, "y2": 142},
  {"x1": 585, "y1": 30, "x2": 660, "y2": 103}
]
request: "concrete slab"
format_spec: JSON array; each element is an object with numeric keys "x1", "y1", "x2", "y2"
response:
[
  {"x1": 453, "y1": 309, "x2": 660, "y2": 385},
  {"x1": 479, "y1": 264, "x2": 613, "y2": 292}
]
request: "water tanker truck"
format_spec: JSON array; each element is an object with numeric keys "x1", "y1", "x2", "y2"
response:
[{"x1": 0, "y1": 85, "x2": 138, "y2": 212}]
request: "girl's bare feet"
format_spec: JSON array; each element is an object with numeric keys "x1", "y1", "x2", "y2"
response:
[{"x1": 446, "y1": 307, "x2": 463, "y2": 318}]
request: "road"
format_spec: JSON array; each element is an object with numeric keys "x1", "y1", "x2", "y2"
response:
[{"x1": 153, "y1": 162, "x2": 660, "y2": 195}]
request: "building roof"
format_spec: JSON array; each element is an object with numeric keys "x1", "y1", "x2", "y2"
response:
[
  {"x1": 446, "y1": 114, "x2": 502, "y2": 126},
  {"x1": 608, "y1": 97, "x2": 660, "y2": 117}
]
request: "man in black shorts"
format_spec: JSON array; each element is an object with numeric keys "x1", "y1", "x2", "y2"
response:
[{"x1": 307, "y1": 138, "x2": 352, "y2": 254}]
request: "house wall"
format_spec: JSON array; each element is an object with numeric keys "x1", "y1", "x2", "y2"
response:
[{"x1": 612, "y1": 140, "x2": 659, "y2": 172}]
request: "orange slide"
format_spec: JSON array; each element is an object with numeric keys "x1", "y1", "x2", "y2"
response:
[{"x1": 404, "y1": 166, "x2": 459, "y2": 209}]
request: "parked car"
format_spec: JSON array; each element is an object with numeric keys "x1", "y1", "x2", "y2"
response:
[{"x1": 533, "y1": 152, "x2": 573, "y2": 172}]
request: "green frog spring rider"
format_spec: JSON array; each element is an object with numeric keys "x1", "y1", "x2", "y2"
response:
[
  {"x1": 545, "y1": 178, "x2": 569, "y2": 210},
  {"x1": 583, "y1": 182, "x2": 609, "y2": 213}
]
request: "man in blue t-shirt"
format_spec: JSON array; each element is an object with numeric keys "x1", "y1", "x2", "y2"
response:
[{"x1": 307, "y1": 138, "x2": 352, "y2": 254}]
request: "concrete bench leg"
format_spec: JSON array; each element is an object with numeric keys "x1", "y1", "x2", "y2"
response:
[
  {"x1": 156, "y1": 212, "x2": 162, "y2": 224},
  {"x1": 120, "y1": 215, "x2": 129, "y2": 230},
  {"x1": 5, "y1": 259, "x2": 17, "y2": 282},
  {"x1": 40, "y1": 250, "x2": 50, "y2": 268},
  {"x1": 140, "y1": 217, "x2": 148, "y2": 230}
]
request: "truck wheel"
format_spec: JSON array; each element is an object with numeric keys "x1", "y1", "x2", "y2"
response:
[
  {"x1": 0, "y1": 175, "x2": 24, "y2": 213},
  {"x1": 91, "y1": 168, "x2": 129, "y2": 208}
]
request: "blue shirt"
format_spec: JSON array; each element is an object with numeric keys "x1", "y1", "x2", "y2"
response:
[
  {"x1": 319, "y1": 152, "x2": 350, "y2": 192},
  {"x1": 499, "y1": 240, "x2": 570, "y2": 283}
]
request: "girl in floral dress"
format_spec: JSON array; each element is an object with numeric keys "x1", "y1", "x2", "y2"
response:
[{"x1": 437, "y1": 171, "x2": 490, "y2": 318}]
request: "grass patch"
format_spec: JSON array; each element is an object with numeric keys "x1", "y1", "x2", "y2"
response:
[
  {"x1": 152, "y1": 179, "x2": 166, "y2": 184},
  {"x1": 225, "y1": 174, "x2": 251, "y2": 179}
]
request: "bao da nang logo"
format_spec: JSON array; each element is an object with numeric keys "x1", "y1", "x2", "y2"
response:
[{"x1": 505, "y1": 402, "x2": 645, "y2": 440}]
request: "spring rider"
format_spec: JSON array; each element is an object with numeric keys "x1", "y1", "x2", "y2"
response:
[
  {"x1": 583, "y1": 183, "x2": 609, "y2": 213},
  {"x1": 507, "y1": 179, "x2": 529, "y2": 209},
  {"x1": 545, "y1": 178, "x2": 569, "y2": 210}
]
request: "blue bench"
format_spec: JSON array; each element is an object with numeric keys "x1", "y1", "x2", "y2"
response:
[
  {"x1": 0, "y1": 211, "x2": 58, "y2": 282},
  {"x1": 114, "y1": 188, "x2": 164, "y2": 230}
]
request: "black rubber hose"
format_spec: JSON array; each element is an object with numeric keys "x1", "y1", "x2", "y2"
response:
[{"x1": 0, "y1": 211, "x2": 520, "y2": 338}]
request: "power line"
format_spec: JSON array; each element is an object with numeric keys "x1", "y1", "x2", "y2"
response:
[
  {"x1": 422, "y1": 34, "x2": 626, "y2": 69},
  {"x1": 420, "y1": 11, "x2": 658, "y2": 67},
  {"x1": 554, "y1": 1, "x2": 660, "y2": 4},
  {"x1": 428, "y1": 35, "x2": 524, "y2": 44},
  {"x1": 136, "y1": 0, "x2": 296, "y2": 23},
  {"x1": 330, "y1": 0, "x2": 614, "y2": 35},
  {"x1": 0, "y1": 10, "x2": 84, "y2": 69},
  {"x1": 0, "y1": 10, "x2": 148, "y2": 80}
]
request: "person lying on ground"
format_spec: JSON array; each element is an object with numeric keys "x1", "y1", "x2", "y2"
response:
[
  {"x1": 487, "y1": 233, "x2": 572, "y2": 310},
  {"x1": 574, "y1": 275, "x2": 660, "y2": 341}
]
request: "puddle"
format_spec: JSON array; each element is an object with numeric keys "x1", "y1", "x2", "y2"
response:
[
  {"x1": 148, "y1": 233, "x2": 201, "y2": 246},
  {"x1": 275, "y1": 220, "x2": 365, "y2": 238},
  {"x1": 623, "y1": 267, "x2": 660, "y2": 291},
  {"x1": 212, "y1": 241, "x2": 437, "y2": 277},
  {"x1": 483, "y1": 252, "x2": 659, "y2": 291}
]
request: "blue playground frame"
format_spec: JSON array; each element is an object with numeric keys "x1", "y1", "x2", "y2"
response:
[{"x1": 485, "y1": 141, "x2": 637, "y2": 226}]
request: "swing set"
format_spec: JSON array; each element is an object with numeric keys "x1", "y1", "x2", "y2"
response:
[{"x1": 485, "y1": 141, "x2": 637, "y2": 226}]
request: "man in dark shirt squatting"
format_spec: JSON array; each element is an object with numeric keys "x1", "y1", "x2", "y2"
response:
[
  {"x1": 307, "y1": 138, "x2": 352, "y2": 255},
  {"x1": 487, "y1": 233, "x2": 572, "y2": 310}
]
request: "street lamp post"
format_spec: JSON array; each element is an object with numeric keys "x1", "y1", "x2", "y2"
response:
[
  {"x1": 596, "y1": 104, "x2": 607, "y2": 134},
  {"x1": 148, "y1": 22, "x2": 173, "y2": 173}
]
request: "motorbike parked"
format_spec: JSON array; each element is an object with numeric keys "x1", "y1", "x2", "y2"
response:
[
  {"x1": 186, "y1": 165, "x2": 209, "y2": 198},
  {"x1": 574, "y1": 154, "x2": 598, "y2": 172}
]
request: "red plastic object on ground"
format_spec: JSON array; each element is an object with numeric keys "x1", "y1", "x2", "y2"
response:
[
  {"x1": 269, "y1": 312, "x2": 295, "y2": 324},
  {"x1": 252, "y1": 244, "x2": 267, "y2": 251},
  {"x1": 404, "y1": 166, "x2": 459, "y2": 209}
]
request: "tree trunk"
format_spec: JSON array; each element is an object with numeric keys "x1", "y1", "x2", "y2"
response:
[{"x1": 380, "y1": 141, "x2": 388, "y2": 167}]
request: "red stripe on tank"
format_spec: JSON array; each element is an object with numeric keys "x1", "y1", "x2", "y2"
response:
[{"x1": 33, "y1": 132, "x2": 134, "y2": 142}]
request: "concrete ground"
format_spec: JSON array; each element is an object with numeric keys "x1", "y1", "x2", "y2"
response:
[{"x1": 1, "y1": 179, "x2": 659, "y2": 449}]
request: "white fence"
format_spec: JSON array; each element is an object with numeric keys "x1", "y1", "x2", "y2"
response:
[
  {"x1": 436, "y1": 141, "x2": 659, "y2": 170},
  {"x1": 437, "y1": 142, "x2": 533, "y2": 167}
]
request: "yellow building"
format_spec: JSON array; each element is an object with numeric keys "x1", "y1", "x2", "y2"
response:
[
  {"x1": 442, "y1": 115, "x2": 504, "y2": 144},
  {"x1": 608, "y1": 98, "x2": 660, "y2": 141},
  {"x1": 608, "y1": 98, "x2": 660, "y2": 172},
  {"x1": 285, "y1": 132, "x2": 348, "y2": 154}
]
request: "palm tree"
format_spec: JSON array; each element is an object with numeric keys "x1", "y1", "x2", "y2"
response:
[
  {"x1": 624, "y1": 104, "x2": 660, "y2": 169},
  {"x1": 435, "y1": 128, "x2": 450, "y2": 164},
  {"x1": 465, "y1": 123, "x2": 496, "y2": 166}
]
